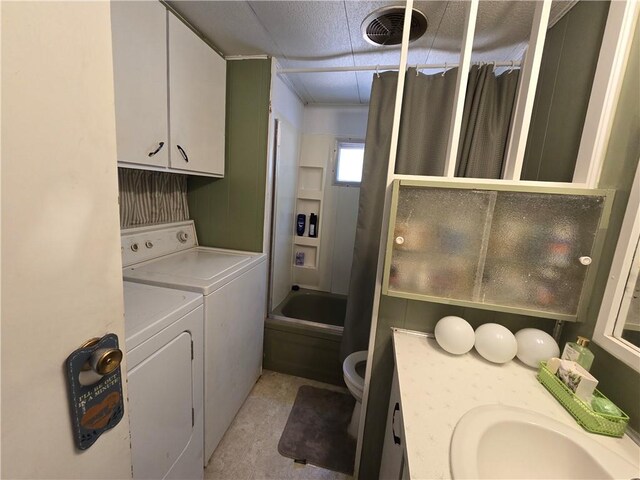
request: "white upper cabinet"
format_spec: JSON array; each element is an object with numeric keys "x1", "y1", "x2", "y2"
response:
[
  {"x1": 168, "y1": 12, "x2": 226, "y2": 176},
  {"x1": 111, "y1": 1, "x2": 169, "y2": 168},
  {"x1": 111, "y1": 3, "x2": 226, "y2": 177}
]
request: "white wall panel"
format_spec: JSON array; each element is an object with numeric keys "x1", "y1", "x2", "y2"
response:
[
  {"x1": 271, "y1": 73, "x2": 305, "y2": 129},
  {"x1": 303, "y1": 105, "x2": 369, "y2": 137},
  {"x1": 292, "y1": 106, "x2": 368, "y2": 292}
]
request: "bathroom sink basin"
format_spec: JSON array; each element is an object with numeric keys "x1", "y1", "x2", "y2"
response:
[{"x1": 450, "y1": 404, "x2": 638, "y2": 479}]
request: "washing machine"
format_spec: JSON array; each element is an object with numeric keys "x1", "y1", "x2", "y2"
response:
[
  {"x1": 123, "y1": 281, "x2": 204, "y2": 480},
  {"x1": 121, "y1": 221, "x2": 268, "y2": 463}
]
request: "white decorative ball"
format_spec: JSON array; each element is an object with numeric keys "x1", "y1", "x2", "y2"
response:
[
  {"x1": 434, "y1": 316, "x2": 475, "y2": 355},
  {"x1": 474, "y1": 323, "x2": 518, "y2": 364},
  {"x1": 515, "y1": 328, "x2": 560, "y2": 368}
]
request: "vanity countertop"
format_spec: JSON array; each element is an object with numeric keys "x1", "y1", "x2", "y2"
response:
[{"x1": 392, "y1": 328, "x2": 640, "y2": 480}]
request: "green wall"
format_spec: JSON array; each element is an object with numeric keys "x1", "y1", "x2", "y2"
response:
[
  {"x1": 188, "y1": 59, "x2": 271, "y2": 252},
  {"x1": 264, "y1": 322, "x2": 344, "y2": 386},
  {"x1": 522, "y1": 1, "x2": 609, "y2": 182},
  {"x1": 562, "y1": 20, "x2": 640, "y2": 432}
]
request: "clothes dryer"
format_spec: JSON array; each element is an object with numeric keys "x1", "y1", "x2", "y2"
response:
[
  {"x1": 123, "y1": 281, "x2": 204, "y2": 480},
  {"x1": 121, "y1": 221, "x2": 267, "y2": 463}
]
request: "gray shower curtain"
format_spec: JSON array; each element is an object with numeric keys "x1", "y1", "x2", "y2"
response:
[
  {"x1": 340, "y1": 65, "x2": 520, "y2": 360},
  {"x1": 457, "y1": 65, "x2": 520, "y2": 178}
]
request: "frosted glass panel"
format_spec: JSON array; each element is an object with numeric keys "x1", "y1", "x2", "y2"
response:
[
  {"x1": 388, "y1": 187, "x2": 496, "y2": 300},
  {"x1": 481, "y1": 192, "x2": 605, "y2": 315},
  {"x1": 385, "y1": 182, "x2": 609, "y2": 320}
]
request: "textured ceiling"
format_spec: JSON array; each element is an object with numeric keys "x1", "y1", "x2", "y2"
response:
[{"x1": 168, "y1": 1, "x2": 577, "y2": 105}]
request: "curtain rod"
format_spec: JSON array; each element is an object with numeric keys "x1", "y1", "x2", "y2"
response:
[{"x1": 278, "y1": 61, "x2": 521, "y2": 75}]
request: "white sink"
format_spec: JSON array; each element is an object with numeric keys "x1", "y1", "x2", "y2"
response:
[{"x1": 450, "y1": 404, "x2": 639, "y2": 479}]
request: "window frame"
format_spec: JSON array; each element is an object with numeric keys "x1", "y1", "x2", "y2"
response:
[
  {"x1": 333, "y1": 139, "x2": 365, "y2": 187},
  {"x1": 593, "y1": 160, "x2": 640, "y2": 373}
]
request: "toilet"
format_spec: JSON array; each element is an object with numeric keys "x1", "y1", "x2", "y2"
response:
[{"x1": 343, "y1": 350, "x2": 368, "y2": 438}]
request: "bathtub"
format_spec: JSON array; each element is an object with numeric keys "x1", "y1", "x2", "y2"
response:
[
  {"x1": 265, "y1": 288, "x2": 347, "y2": 385},
  {"x1": 271, "y1": 288, "x2": 346, "y2": 331}
]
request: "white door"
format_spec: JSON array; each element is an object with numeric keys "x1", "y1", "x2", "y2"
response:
[
  {"x1": 111, "y1": 1, "x2": 169, "y2": 168},
  {"x1": 2, "y1": 3, "x2": 132, "y2": 478},
  {"x1": 168, "y1": 12, "x2": 226, "y2": 176}
]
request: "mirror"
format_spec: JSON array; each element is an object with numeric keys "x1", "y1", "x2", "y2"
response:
[
  {"x1": 616, "y1": 237, "x2": 640, "y2": 348},
  {"x1": 594, "y1": 161, "x2": 640, "y2": 372}
]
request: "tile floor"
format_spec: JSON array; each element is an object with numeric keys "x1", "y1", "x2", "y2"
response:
[{"x1": 205, "y1": 370, "x2": 354, "y2": 480}]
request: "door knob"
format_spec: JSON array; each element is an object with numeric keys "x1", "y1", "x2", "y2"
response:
[
  {"x1": 79, "y1": 337, "x2": 123, "y2": 375},
  {"x1": 90, "y1": 348, "x2": 123, "y2": 375},
  {"x1": 67, "y1": 334, "x2": 125, "y2": 450}
]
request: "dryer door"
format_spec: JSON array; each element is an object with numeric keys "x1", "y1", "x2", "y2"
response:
[{"x1": 127, "y1": 304, "x2": 203, "y2": 480}]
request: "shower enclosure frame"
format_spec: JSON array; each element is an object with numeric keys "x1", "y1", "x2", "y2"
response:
[{"x1": 354, "y1": 0, "x2": 639, "y2": 477}]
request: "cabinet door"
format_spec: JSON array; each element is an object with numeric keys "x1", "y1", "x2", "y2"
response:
[
  {"x1": 481, "y1": 191, "x2": 607, "y2": 316},
  {"x1": 386, "y1": 186, "x2": 496, "y2": 302},
  {"x1": 383, "y1": 182, "x2": 612, "y2": 321},
  {"x1": 380, "y1": 370, "x2": 405, "y2": 480},
  {"x1": 168, "y1": 13, "x2": 226, "y2": 176},
  {"x1": 111, "y1": 1, "x2": 168, "y2": 167}
]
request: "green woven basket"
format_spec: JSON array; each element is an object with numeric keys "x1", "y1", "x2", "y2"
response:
[{"x1": 537, "y1": 362, "x2": 629, "y2": 438}]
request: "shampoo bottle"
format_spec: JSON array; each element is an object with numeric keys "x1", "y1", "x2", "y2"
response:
[
  {"x1": 309, "y1": 213, "x2": 318, "y2": 237},
  {"x1": 561, "y1": 336, "x2": 594, "y2": 371},
  {"x1": 296, "y1": 214, "x2": 306, "y2": 236}
]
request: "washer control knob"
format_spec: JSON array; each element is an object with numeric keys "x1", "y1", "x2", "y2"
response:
[
  {"x1": 177, "y1": 231, "x2": 189, "y2": 243},
  {"x1": 145, "y1": 241, "x2": 153, "y2": 249},
  {"x1": 130, "y1": 243, "x2": 139, "y2": 252}
]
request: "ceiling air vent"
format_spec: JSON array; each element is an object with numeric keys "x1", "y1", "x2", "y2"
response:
[{"x1": 361, "y1": 6, "x2": 428, "y2": 46}]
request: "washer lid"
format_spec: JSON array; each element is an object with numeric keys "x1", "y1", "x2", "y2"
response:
[
  {"x1": 123, "y1": 282, "x2": 202, "y2": 351},
  {"x1": 123, "y1": 247, "x2": 266, "y2": 295}
]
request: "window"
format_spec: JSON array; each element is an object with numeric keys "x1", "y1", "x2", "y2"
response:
[{"x1": 334, "y1": 141, "x2": 365, "y2": 186}]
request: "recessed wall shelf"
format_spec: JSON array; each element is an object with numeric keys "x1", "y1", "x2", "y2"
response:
[
  {"x1": 297, "y1": 190, "x2": 323, "y2": 201},
  {"x1": 299, "y1": 166, "x2": 324, "y2": 191},
  {"x1": 294, "y1": 236, "x2": 320, "y2": 247},
  {"x1": 293, "y1": 245, "x2": 317, "y2": 269},
  {"x1": 293, "y1": 166, "x2": 325, "y2": 274}
]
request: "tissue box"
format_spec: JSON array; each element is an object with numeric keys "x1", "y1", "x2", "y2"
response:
[{"x1": 547, "y1": 358, "x2": 598, "y2": 403}]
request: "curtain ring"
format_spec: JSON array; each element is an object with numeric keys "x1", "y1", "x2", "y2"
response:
[
  {"x1": 441, "y1": 62, "x2": 447, "y2": 77},
  {"x1": 416, "y1": 64, "x2": 420, "y2": 76},
  {"x1": 492, "y1": 61, "x2": 496, "y2": 73},
  {"x1": 509, "y1": 60, "x2": 515, "y2": 74},
  {"x1": 375, "y1": 65, "x2": 380, "y2": 78}
]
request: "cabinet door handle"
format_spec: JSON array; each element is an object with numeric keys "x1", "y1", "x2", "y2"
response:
[
  {"x1": 579, "y1": 256, "x2": 592, "y2": 266},
  {"x1": 392, "y1": 402, "x2": 402, "y2": 445},
  {"x1": 147, "y1": 141, "x2": 164, "y2": 157},
  {"x1": 177, "y1": 145, "x2": 189, "y2": 163}
]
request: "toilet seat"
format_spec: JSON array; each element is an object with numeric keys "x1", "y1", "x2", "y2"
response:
[{"x1": 343, "y1": 350, "x2": 367, "y2": 399}]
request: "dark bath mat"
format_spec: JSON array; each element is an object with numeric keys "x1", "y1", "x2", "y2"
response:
[{"x1": 278, "y1": 385, "x2": 356, "y2": 475}]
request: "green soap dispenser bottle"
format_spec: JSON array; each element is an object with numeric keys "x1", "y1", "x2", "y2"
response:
[{"x1": 562, "y1": 336, "x2": 595, "y2": 371}]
